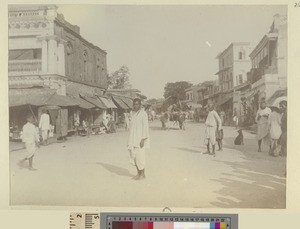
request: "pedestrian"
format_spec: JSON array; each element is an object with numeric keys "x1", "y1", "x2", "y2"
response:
[
  {"x1": 127, "y1": 98, "x2": 150, "y2": 180},
  {"x1": 204, "y1": 103, "x2": 222, "y2": 156},
  {"x1": 19, "y1": 113, "x2": 40, "y2": 171},
  {"x1": 124, "y1": 111, "x2": 130, "y2": 130},
  {"x1": 279, "y1": 100, "x2": 287, "y2": 177},
  {"x1": 39, "y1": 109, "x2": 50, "y2": 145},
  {"x1": 216, "y1": 110, "x2": 224, "y2": 151},
  {"x1": 232, "y1": 108, "x2": 239, "y2": 128},
  {"x1": 220, "y1": 110, "x2": 226, "y2": 126},
  {"x1": 279, "y1": 100, "x2": 287, "y2": 157},
  {"x1": 256, "y1": 99, "x2": 272, "y2": 152},
  {"x1": 268, "y1": 106, "x2": 282, "y2": 156}
]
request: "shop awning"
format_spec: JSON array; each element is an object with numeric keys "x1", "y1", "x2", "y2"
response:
[
  {"x1": 46, "y1": 94, "x2": 79, "y2": 107},
  {"x1": 97, "y1": 96, "x2": 117, "y2": 109},
  {"x1": 79, "y1": 93, "x2": 106, "y2": 109},
  {"x1": 9, "y1": 88, "x2": 80, "y2": 107},
  {"x1": 78, "y1": 97, "x2": 95, "y2": 109},
  {"x1": 217, "y1": 95, "x2": 233, "y2": 106},
  {"x1": 9, "y1": 91, "x2": 53, "y2": 107},
  {"x1": 120, "y1": 97, "x2": 133, "y2": 108},
  {"x1": 267, "y1": 89, "x2": 287, "y2": 107},
  {"x1": 112, "y1": 96, "x2": 130, "y2": 109},
  {"x1": 67, "y1": 94, "x2": 95, "y2": 109},
  {"x1": 215, "y1": 67, "x2": 231, "y2": 75}
]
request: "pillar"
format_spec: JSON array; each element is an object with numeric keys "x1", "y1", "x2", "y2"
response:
[
  {"x1": 58, "y1": 41, "x2": 65, "y2": 76},
  {"x1": 41, "y1": 39, "x2": 48, "y2": 73},
  {"x1": 48, "y1": 38, "x2": 57, "y2": 74}
]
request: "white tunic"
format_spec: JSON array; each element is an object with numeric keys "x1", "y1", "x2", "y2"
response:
[
  {"x1": 205, "y1": 110, "x2": 222, "y2": 128},
  {"x1": 127, "y1": 109, "x2": 150, "y2": 150},
  {"x1": 39, "y1": 113, "x2": 50, "y2": 131},
  {"x1": 22, "y1": 122, "x2": 39, "y2": 158}
]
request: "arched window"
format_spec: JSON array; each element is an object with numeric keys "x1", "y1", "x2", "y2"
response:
[
  {"x1": 66, "y1": 42, "x2": 73, "y2": 77},
  {"x1": 239, "y1": 48, "x2": 246, "y2": 60},
  {"x1": 83, "y1": 51, "x2": 88, "y2": 74}
]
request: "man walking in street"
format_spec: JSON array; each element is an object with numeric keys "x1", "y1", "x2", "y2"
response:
[
  {"x1": 127, "y1": 98, "x2": 150, "y2": 180},
  {"x1": 204, "y1": 103, "x2": 222, "y2": 156},
  {"x1": 39, "y1": 109, "x2": 50, "y2": 145},
  {"x1": 20, "y1": 113, "x2": 40, "y2": 171},
  {"x1": 256, "y1": 99, "x2": 272, "y2": 152}
]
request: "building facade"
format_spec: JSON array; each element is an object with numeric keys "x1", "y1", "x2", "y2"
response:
[
  {"x1": 247, "y1": 14, "x2": 287, "y2": 111},
  {"x1": 8, "y1": 5, "x2": 112, "y2": 139},
  {"x1": 215, "y1": 42, "x2": 252, "y2": 120},
  {"x1": 8, "y1": 5, "x2": 108, "y2": 95}
]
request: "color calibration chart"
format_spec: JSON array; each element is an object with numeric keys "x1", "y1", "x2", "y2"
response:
[{"x1": 100, "y1": 213, "x2": 238, "y2": 229}]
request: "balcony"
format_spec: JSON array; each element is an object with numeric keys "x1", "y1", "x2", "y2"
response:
[
  {"x1": 247, "y1": 66, "x2": 278, "y2": 84},
  {"x1": 8, "y1": 59, "x2": 42, "y2": 75}
]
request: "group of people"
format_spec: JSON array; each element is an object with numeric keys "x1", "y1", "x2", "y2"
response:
[
  {"x1": 256, "y1": 99, "x2": 287, "y2": 157},
  {"x1": 201, "y1": 98, "x2": 288, "y2": 159}
]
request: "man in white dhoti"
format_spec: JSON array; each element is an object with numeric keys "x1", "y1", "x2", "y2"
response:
[
  {"x1": 204, "y1": 103, "x2": 222, "y2": 156},
  {"x1": 256, "y1": 100, "x2": 271, "y2": 152},
  {"x1": 20, "y1": 114, "x2": 40, "y2": 171},
  {"x1": 127, "y1": 98, "x2": 150, "y2": 180},
  {"x1": 39, "y1": 109, "x2": 50, "y2": 145}
]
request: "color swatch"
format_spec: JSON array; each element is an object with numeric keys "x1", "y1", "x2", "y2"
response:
[{"x1": 112, "y1": 222, "x2": 226, "y2": 229}]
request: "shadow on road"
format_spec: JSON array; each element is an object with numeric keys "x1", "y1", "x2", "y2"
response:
[
  {"x1": 176, "y1": 147, "x2": 202, "y2": 154},
  {"x1": 207, "y1": 136, "x2": 286, "y2": 209},
  {"x1": 150, "y1": 126, "x2": 181, "y2": 131},
  {"x1": 96, "y1": 162, "x2": 133, "y2": 177}
]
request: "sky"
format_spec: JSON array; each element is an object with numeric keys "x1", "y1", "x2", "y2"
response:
[{"x1": 57, "y1": 4, "x2": 287, "y2": 99}]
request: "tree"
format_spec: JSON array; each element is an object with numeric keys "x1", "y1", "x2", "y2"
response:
[
  {"x1": 163, "y1": 81, "x2": 193, "y2": 100},
  {"x1": 108, "y1": 65, "x2": 132, "y2": 89}
]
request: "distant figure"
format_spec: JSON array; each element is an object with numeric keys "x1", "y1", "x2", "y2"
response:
[
  {"x1": 234, "y1": 129, "x2": 244, "y2": 145},
  {"x1": 232, "y1": 108, "x2": 238, "y2": 128},
  {"x1": 127, "y1": 98, "x2": 150, "y2": 180},
  {"x1": 220, "y1": 110, "x2": 226, "y2": 126},
  {"x1": 20, "y1": 114, "x2": 40, "y2": 171},
  {"x1": 107, "y1": 115, "x2": 117, "y2": 134},
  {"x1": 268, "y1": 106, "x2": 282, "y2": 156},
  {"x1": 279, "y1": 101, "x2": 287, "y2": 157},
  {"x1": 279, "y1": 100, "x2": 287, "y2": 177},
  {"x1": 124, "y1": 112, "x2": 130, "y2": 130},
  {"x1": 39, "y1": 109, "x2": 50, "y2": 145},
  {"x1": 256, "y1": 100, "x2": 271, "y2": 152},
  {"x1": 204, "y1": 103, "x2": 222, "y2": 156}
]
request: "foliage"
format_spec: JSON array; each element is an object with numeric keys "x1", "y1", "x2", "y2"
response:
[
  {"x1": 108, "y1": 65, "x2": 131, "y2": 89},
  {"x1": 163, "y1": 81, "x2": 193, "y2": 100}
]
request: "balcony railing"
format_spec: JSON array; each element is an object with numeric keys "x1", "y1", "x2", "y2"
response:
[
  {"x1": 247, "y1": 66, "x2": 278, "y2": 84},
  {"x1": 8, "y1": 59, "x2": 42, "y2": 74}
]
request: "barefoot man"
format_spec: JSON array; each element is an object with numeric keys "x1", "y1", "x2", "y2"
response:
[
  {"x1": 127, "y1": 98, "x2": 150, "y2": 180},
  {"x1": 20, "y1": 113, "x2": 40, "y2": 171},
  {"x1": 204, "y1": 102, "x2": 222, "y2": 156}
]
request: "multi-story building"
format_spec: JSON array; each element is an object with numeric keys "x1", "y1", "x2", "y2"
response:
[
  {"x1": 8, "y1": 5, "x2": 117, "y2": 139},
  {"x1": 215, "y1": 42, "x2": 252, "y2": 118},
  {"x1": 246, "y1": 14, "x2": 287, "y2": 113},
  {"x1": 197, "y1": 81, "x2": 215, "y2": 106},
  {"x1": 185, "y1": 84, "x2": 203, "y2": 105}
]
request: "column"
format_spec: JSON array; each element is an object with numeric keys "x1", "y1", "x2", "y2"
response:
[
  {"x1": 41, "y1": 39, "x2": 48, "y2": 73},
  {"x1": 48, "y1": 38, "x2": 58, "y2": 74},
  {"x1": 58, "y1": 41, "x2": 65, "y2": 76}
]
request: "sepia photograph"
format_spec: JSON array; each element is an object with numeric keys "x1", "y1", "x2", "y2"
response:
[{"x1": 8, "y1": 4, "x2": 287, "y2": 208}]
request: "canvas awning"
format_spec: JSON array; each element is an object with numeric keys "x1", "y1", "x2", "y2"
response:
[
  {"x1": 120, "y1": 97, "x2": 133, "y2": 108},
  {"x1": 215, "y1": 67, "x2": 231, "y2": 75},
  {"x1": 80, "y1": 93, "x2": 106, "y2": 109},
  {"x1": 46, "y1": 94, "x2": 79, "y2": 107},
  {"x1": 97, "y1": 96, "x2": 117, "y2": 109},
  {"x1": 112, "y1": 96, "x2": 130, "y2": 109},
  {"x1": 267, "y1": 89, "x2": 287, "y2": 107},
  {"x1": 77, "y1": 97, "x2": 95, "y2": 109},
  {"x1": 9, "y1": 88, "x2": 78, "y2": 107},
  {"x1": 217, "y1": 95, "x2": 233, "y2": 106}
]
